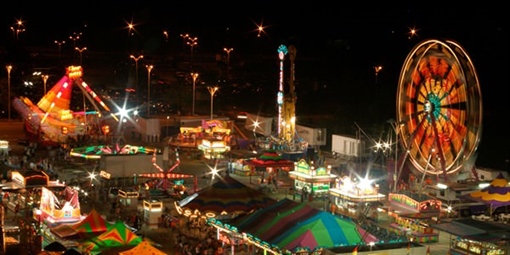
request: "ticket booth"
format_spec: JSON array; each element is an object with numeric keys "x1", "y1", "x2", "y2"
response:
[
  {"x1": 143, "y1": 199, "x2": 163, "y2": 229},
  {"x1": 118, "y1": 189, "x2": 139, "y2": 211}
]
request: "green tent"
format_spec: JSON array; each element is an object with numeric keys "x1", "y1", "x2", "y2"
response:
[{"x1": 79, "y1": 220, "x2": 142, "y2": 255}]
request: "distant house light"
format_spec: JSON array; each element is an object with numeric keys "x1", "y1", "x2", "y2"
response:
[
  {"x1": 437, "y1": 183, "x2": 448, "y2": 189},
  {"x1": 478, "y1": 183, "x2": 490, "y2": 189}
]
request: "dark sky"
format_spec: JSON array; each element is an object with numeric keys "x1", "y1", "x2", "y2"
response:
[{"x1": 1, "y1": 2, "x2": 508, "y2": 170}]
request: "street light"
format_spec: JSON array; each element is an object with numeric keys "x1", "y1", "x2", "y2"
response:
[
  {"x1": 10, "y1": 18, "x2": 25, "y2": 43},
  {"x1": 180, "y1": 33, "x2": 189, "y2": 50},
  {"x1": 163, "y1": 30, "x2": 169, "y2": 42},
  {"x1": 146, "y1": 64, "x2": 154, "y2": 117},
  {"x1": 41, "y1": 74, "x2": 49, "y2": 95},
  {"x1": 187, "y1": 37, "x2": 198, "y2": 64},
  {"x1": 55, "y1": 40, "x2": 65, "y2": 59},
  {"x1": 224, "y1": 47, "x2": 233, "y2": 79},
  {"x1": 75, "y1": 47, "x2": 87, "y2": 65},
  {"x1": 130, "y1": 54, "x2": 144, "y2": 98},
  {"x1": 6, "y1": 65, "x2": 12, "y2": 122},
  {"x1": 191, "y1": 72, "x2": 199, "y2": 116},
  {"x1": 55, "y1": 41, "x2": 66, "y2": 58},
  {"x1": 374, "y1": 65, "x2": 383, "y2": 84},
  {"x1": 223, "y1": 47, "x2": 233, "y2": 67},
  {"x1": 69, "y1": 32, "x2": 81, "y2": 48},
  {"x1": 207, "y1": 86, "x2": 219, "y2": 120},
  {"x1": 387, "y1": 118, "x2": 405, "y2": 192}
]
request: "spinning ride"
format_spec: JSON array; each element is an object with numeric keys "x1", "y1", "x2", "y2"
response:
[
  {"x1": 13, "y1": 66, "x2": 117, "y2": 147},
  {"x1": 396, "y1": 39, "x2": 482, "y2": 181}
]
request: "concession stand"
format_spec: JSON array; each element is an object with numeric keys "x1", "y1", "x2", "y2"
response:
[{"x1": 288, "y1": 159, "x2": 337, "y2": 201}]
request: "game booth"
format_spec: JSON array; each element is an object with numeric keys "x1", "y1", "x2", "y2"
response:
[
  {"x1": 388, "y1": 191, "x2": 441, "y2": 243},
  {"x1": 288, "y1": 159, "x2": 337, "y2": 201},
  {"x1": 118, "y1": 189, "x2": 139, "y2": 211},
  {"x1": 143, "y1": 199, "x2": 163, "y2": 229},
  {"x1": 36, "y1": 186, "x2": 84, "y2": 249}
]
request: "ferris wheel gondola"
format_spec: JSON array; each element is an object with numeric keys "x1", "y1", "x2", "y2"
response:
[{"x1": 396, "y1": 39, "x2": 483, "y2": 181}]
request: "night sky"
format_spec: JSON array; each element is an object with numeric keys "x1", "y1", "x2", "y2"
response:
[{"x1": 1, "y1": 2, "x2": 508, "y2": 170}]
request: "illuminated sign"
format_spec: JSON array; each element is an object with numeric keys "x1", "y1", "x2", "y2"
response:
[
  {"x1": 99, "y1": 170, "x2": 111, "y2": 179},
  {"x1": 66, "y1": 66, "x2": 83, "y2": 78}
]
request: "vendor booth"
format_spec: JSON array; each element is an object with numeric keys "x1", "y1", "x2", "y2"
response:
[
  {"x1": 388, "y1": 191, "x2": 441, "y2": 243},
  {"x1": 329, "y1": 175, "x2": 386, "y2": 219},
  {"x1": 197, "y1": 138, "x2": 230, "y2": 160},
  {"x1": 118, "y1": 189, "x2": 139, "y2": 211},
  {"x1": 288, "y1": 159, "x2": 337, "y2": 201},
  {"x1": 432, "y1": 218, "x2": 510, "y2": 255},
  {"x1": 143, "y1": 199, "x2": 163, "y2": 229}
]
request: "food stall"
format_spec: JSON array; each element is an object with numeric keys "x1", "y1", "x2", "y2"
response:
[
  {"x1": 288, "y1": 159, "x2": 337, "y2": 201},
  {"x1": 197, "y1": 138, "x2": 230, "y2": 160}
]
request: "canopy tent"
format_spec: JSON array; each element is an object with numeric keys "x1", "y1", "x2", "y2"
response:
[
  {"x1": 465, "y1": 173, "x2": 510, "y2": 214},
  {"x1": 62, "y1": 249, "x2": 82, "y2": 255},
  {"x1": 244, "y1": 149, "x2": 295, "y2": 170},
  {"x1": 44, "y1": 241, "x2": 67, "y2": 252},
  {"x1": 79, "y1": 220, "x2": 142, "y2": 255},
  {"x1": 176, "y1": 175, "x2": 276, "y2": 219},
  {"x1": 51, "y1": 208, "x2": 110, "y2": 239},
  {"x1": 209, "y1": 198, "x2": 365, "y2": 253},
  {"x1": 118, "y1": 240, "x2": 168, "y2": 255}
]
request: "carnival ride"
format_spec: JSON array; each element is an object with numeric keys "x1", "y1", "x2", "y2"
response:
[
  {"x1": 381, "y1": 39, "x2": 482, "y2": 245},
  {"x1": 138, "y1": 148, "x2": 197, "y2": 197},
  {"x1": 266, "y1": 45, "x2": 302, "y2": 152},
  {"x1": 69, "y1": 144, "x2": 158, "y2": 159},
  {"x1": 395, "y1": 39, "x2": 482, "y2": 185},
  {"x1": 12, "y1": 66, "x2": 118, "y2": 147}
]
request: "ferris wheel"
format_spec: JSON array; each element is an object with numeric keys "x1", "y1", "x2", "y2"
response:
[{"x1": 396, "y1": 39, "x2": 483, "y2": 180}]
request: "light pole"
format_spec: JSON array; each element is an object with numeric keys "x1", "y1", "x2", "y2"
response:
[
  {"x1": 387, "y1": 118, "x2": 405, "y2": 192},
  {"x1": 41, "y1": 74, "x2": 49, "y2": 95},
  {"x1": 163, "y1": 30, "x2": 169, "y2": 42},
  {"x1": 207, "y1": 86, "x2": 219, "y2": 120},
  {"x1": 6, "y1": 65, "x2": 12, "y2": 122},
  {"x1": 224, "y1": 47, "x2": 233, "y2": 79},
  {"x1": 54, "y1": 40, "x2": 65, "y2": 59},
  {"x1": 191, "y1": 72, "x2": 199, "y2": 116},
  {"x1": 75, "y1": 47, "x2": 87, "y2": 65},
  {"x1": 223, "y1": 47, "x2": 233, "y2": 66},
  {"x1": 10, "y1": 19, "x2": 25, "y2": 43},
  {"x1": 374, "y1": 65, "x2": 383, "y2": 84},
  {"x1": 69, "y1": 32, "x2": 81, "y2": 48},
  {"x1": 146, "y1": 65, "x2": 154, "y2": 117},
  {"x1": 130, "y1": 54, "x2": 144, "y2": 98},
  {"x1": 187, "y1": 37, "x2": 198, "y2": 65},
  {"x1": 180, "y1": 33, "x2": 189, "y2": 50}
]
